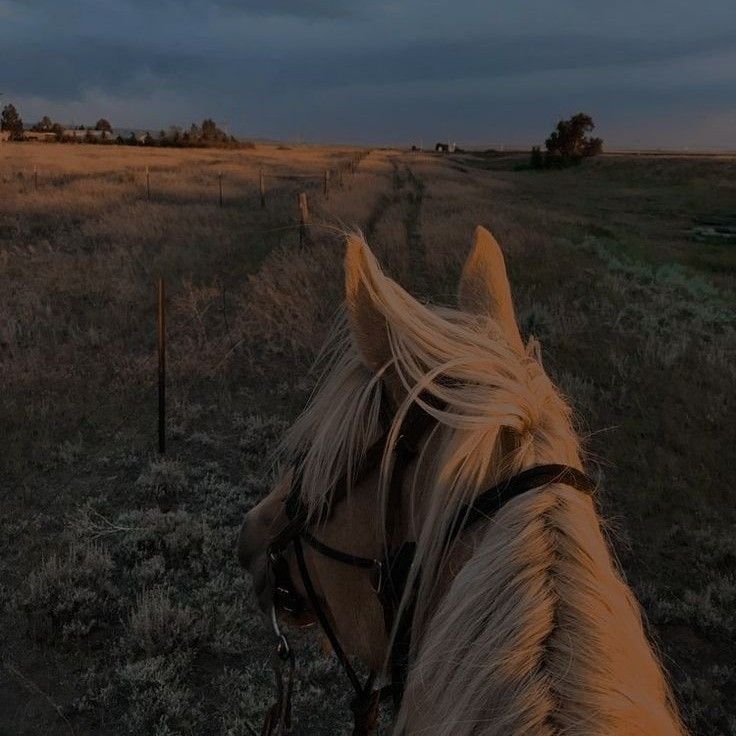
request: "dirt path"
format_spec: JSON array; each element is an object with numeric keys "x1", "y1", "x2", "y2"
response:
[{"x1": 403, "y1": 163, "x2": 427, "y2": 295}]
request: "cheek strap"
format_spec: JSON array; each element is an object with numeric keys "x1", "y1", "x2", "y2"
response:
[{"x1": 292, "y1": 535, "x2": 388, "y2": 733}]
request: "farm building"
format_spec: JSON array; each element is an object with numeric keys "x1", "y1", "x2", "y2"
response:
[
  {"x1": 62, "y1": 129, "x2": 111, "y2": 141},
  {"x1": 0, "y1": 131, "x2": 12, "y2": 142},
  {"x1": 23, "y1": 131, "x2": 57, "y2": 142},
  {"x1": 435, "y1": 141, "x2": 457, "y2": 153}
]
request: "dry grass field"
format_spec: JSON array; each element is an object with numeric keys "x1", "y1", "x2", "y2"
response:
[{"x1": 1, "y1": 142, "x2": 735, "y2": 735}]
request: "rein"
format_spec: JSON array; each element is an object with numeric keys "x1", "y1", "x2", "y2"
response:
[{"x1": 260, "y1": 393, "x2": 595, "y2": 735}]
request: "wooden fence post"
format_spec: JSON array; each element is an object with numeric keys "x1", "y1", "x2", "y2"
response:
[
  {"x1": 218, "y1": 172, "x2": 223, "y2": 207},
  {"x1": 324, "y1": 169, "x2": 330, "y2": 200},
  {"x1": 146, "y1": 166, "x2": 151, "y2": 200},
  {"x1": 298, "y1": 192, "x2": 309, "y2": 248},
  {"x1": 34, "y1": 166, "x2": 38, "y2": 191},
  {"x1": 157, "y1": 278, "x2": 166, "y2": 454},
  {"x1": 259, "y1": 168, "x2": 266, "y2": 208}
]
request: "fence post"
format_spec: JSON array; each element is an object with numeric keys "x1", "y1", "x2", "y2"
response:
[
  {"x1": 218, "y1": 172, "x2": 223, "y2": 207},
  {"x1": 146, "y1": 166, "x2": 151, "y2": 200},
  {"x1": 298, "y1": 192, "x2": 309, "y2": 248},
  {"x1": 34, "y1": 166, "x2": 38, "y2": 191},
  {"x1": 157, "y1": 278, "x2": 166, "y2": 454},
  {"x1": 259, "y1": 168, "x2": 266, "y2": 208},
  {"x1": 324, "y1": 169, "x2": 330, "y2": 200}
]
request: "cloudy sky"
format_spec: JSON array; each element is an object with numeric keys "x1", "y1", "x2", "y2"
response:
[{"x1": 1, "y1": 0, "x2": 734, "y2": 148}]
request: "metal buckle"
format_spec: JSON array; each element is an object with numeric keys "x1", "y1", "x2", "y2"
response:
[
  {"x1": 271, "y1": 605, "x2": 291, "y2": 661},
  {"x1": 263, "y1": 606, "x2": 295, "y2": 736},
  {"x1": 369, "y1": 560, "x2": 384, "y2": 595},
  {"x1": 269, "y1": 548, "x2": 306, "y2": 616}
]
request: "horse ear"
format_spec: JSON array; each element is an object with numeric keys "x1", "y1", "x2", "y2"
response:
[
  {"x1": 344, "y1": 234, "x2": 404, "y2": 403},
  {"x1": 458, "y1": 226, "x2": 524, "y2": 353}
]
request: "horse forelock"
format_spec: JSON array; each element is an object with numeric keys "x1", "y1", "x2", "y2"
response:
[{"x1": 281, "y1": 287, "x2": 572, "y2": 524}]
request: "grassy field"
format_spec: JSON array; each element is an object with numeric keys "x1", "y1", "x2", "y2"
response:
[{"x1": 1, "y1": 142, "x2": 734, "y2": 735}]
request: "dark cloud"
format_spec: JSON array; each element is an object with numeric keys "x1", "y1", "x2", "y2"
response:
[
  {"x1": 185, "y1": 0, "x2": 366, "y2": 19},
  {"x1": 3, "y1": 38, "x2": 208, "y2": 100},
  {"x1": 6, "y1": 32, "x2": 732, "y2": 100},
  {"x1": 1, "y1": 0, "x2": 734, "y2": 147},
  {"x1": 269, "y1": 34, "x2": 736, "y2": 88},
  {"x1": 5, "y1": 0, "x2": 368, "y2": 19}
]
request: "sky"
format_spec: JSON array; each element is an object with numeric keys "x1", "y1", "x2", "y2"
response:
[{"x1": 1, "y1": 0, "x2": 735, "y2": 149}]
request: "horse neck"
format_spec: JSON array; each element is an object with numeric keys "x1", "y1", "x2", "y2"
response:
[{"x1": 397, "y1": 473, "x2": 686, "y2": 736}]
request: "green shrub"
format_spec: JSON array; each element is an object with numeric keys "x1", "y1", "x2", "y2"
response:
[
  {"x1": 20, "y1": 544, "x2": 119, "y2": 640},
  {"x1": 127, "y1": 587, "x2": 204, "y2": 656},
  {"x1": 116, "y1": 653, "x2": 202, "y2": 735},
  {"x1": 136, "y1": 458, "x2": 189, "y2": 502}
]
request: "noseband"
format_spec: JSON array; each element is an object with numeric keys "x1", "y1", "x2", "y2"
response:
[{"x1": 260, "y1": 390, "x2": 595, "y2": 735}]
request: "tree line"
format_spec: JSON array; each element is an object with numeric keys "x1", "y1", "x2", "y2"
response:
[{"x1": 1, "y1": 103, "x2": 251, "y2": 149}]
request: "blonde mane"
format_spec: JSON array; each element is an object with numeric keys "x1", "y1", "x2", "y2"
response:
[{"x1": 284, "y1": 235, "x2": 686, "y2": 735}]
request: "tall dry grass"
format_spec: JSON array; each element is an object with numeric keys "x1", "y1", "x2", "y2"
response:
[
  {"x1": 0, "y1": 143, "x2": 377, "y2": 484},
  {"x1": 1, "y1": 143, "x2": 734, "y2": 735}
]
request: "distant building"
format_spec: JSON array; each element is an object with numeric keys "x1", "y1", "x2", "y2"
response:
[
  {"x1": 62, "y1": 129, "x2": 111, "y2": 141},
  {"x1": 0, "y1": 131, "x2": 11, "y2": 143},
  {"x1": 435, "y1": 141, "x2": 457, "y2": 154},
  {"x1": 23, "y1": 131, "x2": 57, "y2": 142},
  {"x1": 114, "y1": 128, "x2": 149, "y2": 143}
]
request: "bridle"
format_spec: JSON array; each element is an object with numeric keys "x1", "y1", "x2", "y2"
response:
[{"x1": 258, "y1": 388, "x2": 596, "y2": 735}]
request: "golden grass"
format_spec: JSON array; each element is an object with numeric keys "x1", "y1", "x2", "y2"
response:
[
  {"x1": 0, "y1": 142, "x2": 382, "y2": 481},
  {"x1": 1, "y1": 142, "x2": 734, "y2": 735}
]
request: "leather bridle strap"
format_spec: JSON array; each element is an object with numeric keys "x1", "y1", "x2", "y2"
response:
[
  {"x1": 444, "y1": 463, "x2": 596, "y2": 545},
  {"x1": 292, "y1": 535, "x2": 388, "y2": 733},
  {"x1": 300, "y1": 529, "x2": 380, "y2": 572},
  {"x1": 293, "y1": 535, "x2": 367, "y2": 694}
]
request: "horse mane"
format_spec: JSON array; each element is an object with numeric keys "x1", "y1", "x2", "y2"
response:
[{"x1": 284, "y1": 234, "x2": 687, "y2": 735}]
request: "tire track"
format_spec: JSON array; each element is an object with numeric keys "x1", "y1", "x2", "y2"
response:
[
  {"x1": 364, "y1": 156, "x2": 405, "y2": 241},
  {"x1": 404, "y1": 163, "x2": 427, "y2": 295}
]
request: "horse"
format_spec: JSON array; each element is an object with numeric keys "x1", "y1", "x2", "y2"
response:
[{"x1": 238, "y1": 226, "x2": 687, "y2": 735}]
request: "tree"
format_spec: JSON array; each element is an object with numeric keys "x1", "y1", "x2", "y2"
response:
[
  {"x1": 95, "y1": 118, "x2": 112, "y2": 132},
  {"x1": 545, "y1": 113, "x2": 603, "y2": 161},
  {"x1": 33, "y1": 115, "x2": 54, "y2": 132},
  {"x1": 1, "y1": 103, "x2": 24, "y2": 140},
  {"x1": 201, "y1": 118, "x2": 218, "y2": 141}
]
